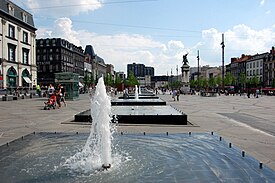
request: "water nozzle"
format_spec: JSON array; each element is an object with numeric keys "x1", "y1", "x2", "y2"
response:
[{"x1": 102, "y1": 164, "x2": 111, "y2": 170}]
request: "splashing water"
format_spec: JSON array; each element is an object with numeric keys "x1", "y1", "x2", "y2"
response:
[
  {"x1": 135, "y1": 85, "x2": 139, "y2": 100},
  {"x1": 63, "y1": 77, "x2": 115, "y2": 173}
]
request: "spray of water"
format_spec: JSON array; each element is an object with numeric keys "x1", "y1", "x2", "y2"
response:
[
  {"x1": 63, "y1": 77, "x2": 115, "y2": 173},
  {"x1": 135, "y1": 85, "x2": 139, "y2": 100}
]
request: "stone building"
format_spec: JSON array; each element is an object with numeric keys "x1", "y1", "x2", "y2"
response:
[
  {"x1": 0, "y1": 0, "x2": 36, "y2": 89},
  {"x1": 36, "y1": 38, "x2": 84, "y2": 86},
  {"x1": 246, "y1": 52, "x2": 268, "y2": 83},
  {"x1": 263, "y1": 47, "x2": 275, "y2": 87}
]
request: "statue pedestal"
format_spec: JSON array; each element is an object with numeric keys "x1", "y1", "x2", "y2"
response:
[{"x1": 180, "y1": 83, "x2": 190, "y2": 94}]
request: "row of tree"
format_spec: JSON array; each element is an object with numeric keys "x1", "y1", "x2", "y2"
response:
[
  {"x1": 189, "y1": 73, "x2": 261, "y2": 91},
  {"x1": 82, "y1": 71, "x2": 139, "y2": 89}
]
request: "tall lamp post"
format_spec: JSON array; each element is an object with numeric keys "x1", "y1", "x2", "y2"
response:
[
  {"x1": 197, "y1": 50, "x2": 200, "y2": 80},
  {"x1": 221, "y1": 33, "x2": 225, "y2": 92},
  {"x1": 197, "y1": 50, "x2": 200, "y2": 91}
]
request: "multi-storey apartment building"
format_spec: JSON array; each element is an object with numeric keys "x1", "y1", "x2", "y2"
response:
[
  {"x1": 127, "y1": 62, "x2": 154, "y2": 77},
  {"x1": 84, "y1": 45, "x2": 107, "y2": 81},
  {"x1": 0, "y1": 0, "x2": 36, "y2": 89},
  {"x1": 263, "y1": 47, "x2": 275, "y2": 87},
  {"x1": 246, "y1": 52, "x2": 268, "y2": 83},
  {"x1": 36, "y1": 38, "x2": 84, "y2": 86}
]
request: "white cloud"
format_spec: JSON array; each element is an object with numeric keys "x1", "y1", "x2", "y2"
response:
[
  {"x1": 265, "y1": 10, "x2": 271, "y2": 15},
  {"x1": 196, "y1": 24, "x2": 275, "y2": 67},
  {"x1": 260, "y1": 0, "x2": 265, "y2": 6},
  {"x1": 37, "y1": 18, "x2": 275, "y2": 75},
  {"x1": 18, "y1": 0, "x2": 103, "y2": 17},
  {"x1": 36, "y1": 17, "x2": 187, "y2": 75}
]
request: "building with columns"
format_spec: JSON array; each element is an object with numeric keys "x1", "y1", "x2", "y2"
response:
[{"x1": 0, "y1": 0, "x2": 36, "y2": 89}]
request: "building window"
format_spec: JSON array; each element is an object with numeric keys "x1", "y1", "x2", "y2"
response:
[
  {"x1": 22, "y1": 13, "x2": 28, "y2": 23},
  {"x1": 46, "y1": 39, "x2": 50, "y2": 46},
  {"x1": 22, "y1": 48, "x2": 29, "y2": 64},
  {"x1": 8, "y1": 25, "x2": 15, "y2": 38},
  {"x1": 23, "y1": 31, "x2": 28, "y2": 43},
  {"x1": 8, "y1": 5, "x2": 14, "y2": 16},
  {"x1": 8, "y1": 44, "x2": 16, "y2": 62}
]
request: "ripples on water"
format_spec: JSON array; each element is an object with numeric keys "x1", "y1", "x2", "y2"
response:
[{"x1": 0, "y1": 133, "x2": 274, "y2": 183}]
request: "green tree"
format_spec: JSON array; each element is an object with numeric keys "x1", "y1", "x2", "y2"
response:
[
  {"x1": 201, "y1": 78, "x2": 208, "y2": 90},
  {"x1": 170, "y1": 80, "x2": 182, "y2": 89},
  {"x1": 251, "y1": 76, "x2": 259, "y2": 88},
  {"x1": 83, "y1": 71, "x2": 90, "y2": 88},
  {"x1": 216, "y1": 75, "x2": 222, "y2": 88},
  {"x1": 224, "y1": 73, "x2": 235, "y2": 86},
  {"x1": 190, "y1": 80, "x2": 196, "y2": 89},
  {"x1": 239, "y1": 72, "x2": 247, "y2": 89},
  {"x1": 114, "y1": 74, "x2": 122, "y2": 86},
  {"x1": 208, "y1": 77, "x2": 216, "y2": 89},
  {"x1": 126, "y1": 72, "x2": 139, "y2": 86},
  {"x1": 104, "y1": 73, "x2": 113, "y2": 87}
]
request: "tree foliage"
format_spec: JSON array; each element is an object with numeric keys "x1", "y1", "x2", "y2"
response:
[{"x1": 126, "y1": 72, "x2": 139, "y2": 86}]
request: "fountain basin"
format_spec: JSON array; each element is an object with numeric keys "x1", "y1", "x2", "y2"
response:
[
  {"x1": 0, "y1": 132, "x2": 274, "y2": 182},
  {"x1": 75, "y1": 106, "x2": 187, "y2": 125},
  {"x1": 111, "y1": 98, "x2": 166, "y2": 106}
]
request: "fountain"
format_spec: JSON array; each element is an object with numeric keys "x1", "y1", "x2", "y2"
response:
[
  {"x1": 64, "y1": 77, "x2": 114, "y2": 171},
  {"x1": 135, "y1": 85, "x2": 139, "y2": 100}
]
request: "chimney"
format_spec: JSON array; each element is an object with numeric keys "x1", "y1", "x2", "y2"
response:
[{"x1": 271, "y1": 47, "x2": 275, "y2": 55}]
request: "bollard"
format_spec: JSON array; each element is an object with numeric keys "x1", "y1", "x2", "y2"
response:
[
  {"x1": 76, "y1": 132, "x2": 79, "y2": 134},
  {"x1": 219, "y1": 137, "x2": 222, "y2": 141},
  {"x1": 259, "y1": 162, "x2": 263, "y2": 169},
  {"x1": 189, "y1": 132, "x2": 191, "y2": 136},
  {"x1": 121, "y1": 132, "x2": 123, "y2": 135},
  {"x1": 166, "y1": 132, "x2": 168, "y2": 136},
  {"x1": 229, "y1": 143, "x2": 232, "y2": 148},
  {"x1": 33, "y1": 131, "x2": 36, "y2": 134},
  {"x1": 143, "y1": 132, "x2": 146, "y2": 135},
  {"x1": 242, "y1": 151, "x2": 245, "y2": 157},
  {"x1": 211, "y1": 131, "x2": 214, "y2": 135}
]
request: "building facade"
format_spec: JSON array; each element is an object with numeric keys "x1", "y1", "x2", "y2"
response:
[
  {"x1": 127, "y1": 63, "x2": 145, "y2": 77},
  {"x1": 246, "y1": 53, "x2": 268, "y2": 83},
  {"x1": 230, "y1": 54, "x2": 250, "y2": 87},
  {"x1": 263, "y1": 47, "x2": 275, "y2": 87},
  {"x1": 0, "y1": 0, "x2": 36, "y2": 89},
  {"x1": 36, "y1": 38, "x2": 84, "y2": 86}
]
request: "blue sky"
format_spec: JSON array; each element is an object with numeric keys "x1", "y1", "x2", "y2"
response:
[{"x1": 13, "y1": 0, "x2": 275, "y2": 75}]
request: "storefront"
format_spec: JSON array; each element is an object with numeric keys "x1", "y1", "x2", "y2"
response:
[{"x1": 6, "y1": 67, "x2": 17, "y2": 90}]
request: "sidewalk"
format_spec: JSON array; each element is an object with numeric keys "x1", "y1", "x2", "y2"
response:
[{"x1": 0, "y1": 93, "x2": 274, "y2": 170}]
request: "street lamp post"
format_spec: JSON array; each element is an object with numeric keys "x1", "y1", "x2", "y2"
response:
[
  {"x1": 197, "y1": 50, "x2": 200, "y2": 80},
  {"x1": 221, "y1": 33, "x2": 225, "y2": 92}
]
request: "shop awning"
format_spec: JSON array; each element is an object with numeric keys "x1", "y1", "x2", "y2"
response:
[
  {"x1": 23, "y1": 77, "x2": 32, "y2": 84},
  {"x1": 79, "y1": 82, "x2": 84, "y2": 87}
]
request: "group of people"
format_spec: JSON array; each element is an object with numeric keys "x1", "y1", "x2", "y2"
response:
[
  {"x1": 47, "y1": 83, "x2": 67, "y2": 109},
  {"x1": 172, "y1": 89, "x2": 181, "y2": 101}
]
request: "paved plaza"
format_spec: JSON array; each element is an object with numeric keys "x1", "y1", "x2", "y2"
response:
[{"x1": 0, "y1": 93, "x2": 274, "y2": 170}]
